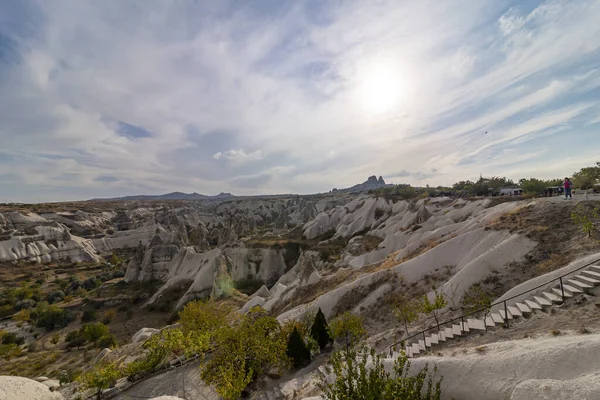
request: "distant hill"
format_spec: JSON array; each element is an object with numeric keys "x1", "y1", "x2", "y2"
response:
[
  {"x1": 89, "y1": 191, "x2": 235, "y2": 202},
  {"x1": 333, "y1": 175, "x2": 392, "y2": 193}
]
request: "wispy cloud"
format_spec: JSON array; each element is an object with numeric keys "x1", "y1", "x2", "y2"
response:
[{"x1": 0, "y1": 0, "x2": 599, "y2": 201}]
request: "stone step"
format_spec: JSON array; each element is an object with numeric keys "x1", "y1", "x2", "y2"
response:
[
  {"x1": 411, "y1": 343, "x2": 421, "y2": 354},
  {"x1": 582, "y1": 270, "x2": 600, "y2": 279},
  {"x1": 515, "y1": 302, "x2": 532, "y2": 314},
  {"x1": 543, "y1": 291, "x2": 562, "y2": 304},
  {"x1": 467, "y1": 318, "x2": 486, "y2": 331},
  {"x1": 533, "y1": 295, "x2": 552, "y2": 307},
  {"x1": 498, "y1": 309, "x2": 513, "y2": 320},
  {"x1": 574, "y1": 274, "x2": 600, "y2": 285},
  {"x1": 589, "y1": 265, "x2": 600, "y2": 273},
  {"x1": 525, "y1": 299, "x2": 542, "y2": 311},
  {"x1": 429, "y1": 334, "x2": 439, "y2": 345},
  {"x1": 418, "y1": 339, "x2": 427, "y2": 350},
  {"x1": 491, "y1": 312, "x2": 504, "y2": 324},
  {"x1": 483, "y1": 316, "x2": 495, "y2": 327},
  {"x1": 567, "y1": 279, "x2": 593, "y2": 290},
  {"x1": 444, "y1": 327, "x2": 454, "y2": 339},
  {"x1": 438, "y1": 331, "x2": 446, "y2": 342},
  {"x1": 562, "y1": 284, "x2": 584, "y2": 294},
  {"x1": 405, "y1": 345, "x2": 412, "y2": 357},
  {"x1": 552, "y1": 288, "x2": 572, "y2": 299},
  {"x1": 460, "y1": 321, "x2": 470, "y2": 333},
  {"x1": 508, "y1": 305, "x2": 522, "y2": 318},
  {"x1": 452, "y1": 324, "x2": 463, "y2": 336}
]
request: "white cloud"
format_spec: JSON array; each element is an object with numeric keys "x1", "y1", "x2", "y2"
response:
[
  {"x1": 1, "y1": 0, "x2": 600, "y2": 201},
  {"x1": 212, "y1": 149, "x2": 263, "y2": 162}
]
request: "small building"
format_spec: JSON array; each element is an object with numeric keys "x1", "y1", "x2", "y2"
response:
[{"x1": 499, "y1": 187, "x2": 523, "y2": 196}]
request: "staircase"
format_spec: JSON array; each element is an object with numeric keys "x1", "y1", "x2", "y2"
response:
[{"x1": 389, "y1": 264, "x2": 600, "y2": 359}]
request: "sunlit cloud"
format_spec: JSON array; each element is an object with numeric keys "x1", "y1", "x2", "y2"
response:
[{"x1": 0, "y1": 0, "x2": 599, "y2": 202}]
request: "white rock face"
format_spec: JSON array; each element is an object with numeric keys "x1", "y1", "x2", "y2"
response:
[
  {"x1": 0, "y1": 376, "x2": 64, "y2": 400},
  {"x1": 401, "y1": 334, "x2": 600, "y2": 400},
  {"x1": 0, "y1": 223, "x2": 101, "y2": 264},
  {"x1": 132, "y1": 327, "x2": 160, "y2": 344}
]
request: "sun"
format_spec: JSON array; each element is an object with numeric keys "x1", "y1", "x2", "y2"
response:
[{"x1": 359, "y1": 62, "x2": 405, "y2": 115}]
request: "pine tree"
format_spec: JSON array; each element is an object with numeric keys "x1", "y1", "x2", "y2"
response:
[
  {"x1": 310, "y1": 308, "x2": 332, "y2": 351},
  {"x1": 287, "y1": 327, "x2": 311, "y2": 368}
]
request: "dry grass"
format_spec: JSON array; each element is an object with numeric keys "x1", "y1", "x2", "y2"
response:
[
  {"x1": 475, "y1": 345, "x2": 487, "y2": 353},
  {"x1": 537, "y1": 253, "x2": 572, "y2": 273}
]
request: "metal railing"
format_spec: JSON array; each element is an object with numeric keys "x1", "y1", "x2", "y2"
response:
[{"x1": 386, "y1": 257, "x2": 600, "y2": 354}]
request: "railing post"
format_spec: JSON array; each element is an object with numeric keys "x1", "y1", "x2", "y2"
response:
[
  {"x1": 504, "y1": 300, "x2": 509, "y2": 328},
  {"x1": 423, "y1": 331, "x2": 426, "y2": 347},
  {"x1": 461, "y1": 315, "x2": 465, "y2": 332},
  {"x1": 559, "y1": 277, "x2": 566, "y2": 304}
]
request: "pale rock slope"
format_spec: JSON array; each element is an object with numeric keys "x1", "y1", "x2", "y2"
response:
[
  {"x1": 401, "y1": 334, "x2": 600, "y2": 400},
  {"x1": 278, "y1": 199, "x2": 535, "y2": 322},
  {"x1": 0, "y1": 376, "x2": 64, "y2": 400}
]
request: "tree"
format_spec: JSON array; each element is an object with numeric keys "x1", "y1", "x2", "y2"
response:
[
  {"x1": 461, "y1": 284, "x2": 493, "y2": 329},
  {"x1": 126, "y1": 327, "x2": 209, "y2": 378},
  {"x1": 572, "y1": 162, "x2": 600, "y2": 191},
  {"x1": 287, "y1": 327, "x2": 311, "y2": 368},
  {"x1": 178, "y1": 299, "x2": 237, "y2": 345},
  {"x1": 392, "y1": 296, "x2": 421, "y2": 338},
  {"x1": 328, "y1": 312, "x2": 366, "y2": 351},
  {"x1": 201, "y1": 309, "x2": 288, "y2": 400},
  {"x1": 78, "y1": 362, "x2": 122, "y2": 400},
  {"x1": 81, "y1": 323, "x2": 110, "y2": 346},
  {"x1": 109, "y1": 253, "x2": 120, "y2": 266},
  {"x1": 572, "y1": 204, "x2": 600, "y2": 238},
  {"x1": 319, "y1": 344, "x2": 442, "y2": 400},
  {"x1": 310, "y1": 308, "x2": 332, "y2": 351},
  {"x1": 421, "y1": 291, "x2": 447, "y2": 331}
]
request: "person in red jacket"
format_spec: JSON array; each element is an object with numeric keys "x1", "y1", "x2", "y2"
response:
[{"x1": 564, "y1": 177, "x2": 572, "y2": 200}]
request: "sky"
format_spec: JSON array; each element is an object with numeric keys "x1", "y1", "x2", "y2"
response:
[{"x1": 1, "y1": 0, "x2": 600, "y2": 202}]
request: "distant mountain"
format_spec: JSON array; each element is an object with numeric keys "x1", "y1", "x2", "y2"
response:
[
  {"x1": 89, "y1": 191, "x2": 228, "y2": 202},
  {"x1": 333, "y1": 175, "x2": 392, "y2": 193}
]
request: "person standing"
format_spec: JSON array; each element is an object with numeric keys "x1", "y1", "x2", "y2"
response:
[{"x1": 564, "y1": 177, "x2": 572, "y2": 200}]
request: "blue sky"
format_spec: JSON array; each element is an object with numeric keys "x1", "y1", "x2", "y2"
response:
[{"x1": 1, "y1": 0, "x2": 600, "y2": 202}]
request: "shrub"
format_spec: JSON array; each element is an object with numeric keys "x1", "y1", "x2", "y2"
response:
[
  {"x1": 102, "y1": 309, "x2": 117, "y2": 325},
  {"x1": 81, "y1": 323, "x2": 110, "y2": 346},
  {"x1": 81, "y1": 309, "x2": 97, "y2": 322},
  {"x1": 98, "y1": 334, "x2": 118, "y2": 349},
  {"x1": 47, "y1": 290, "x2": 65, "y2": 304},
  {"x1": 34, "y1": 304, "x2": 74, "y2": 331},
  {"x1": 27, "y1": 342, "x2": 38, "y2": 352},
  {"x1": 320, "y1": 344, "x2": 442, "y2": 400},
  {"x1": 1, "y1": 332, "x2": 25, "y2": 346},
  {"x1": 286, "y1": 327, "x2": 311, "y2": 368}
]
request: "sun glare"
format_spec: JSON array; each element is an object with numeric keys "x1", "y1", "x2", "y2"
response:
[{"x1": 359, "y1": 62, "x2": 405, "y2": 115}]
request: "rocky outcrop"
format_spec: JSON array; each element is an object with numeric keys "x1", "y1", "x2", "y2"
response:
[
  {"x1": 132, "y1": 327, "x2": 160, "y2": 344},
  {"x1": 0, "y1": 221, "x2": 101, "y2": 264},
  {"x1": 0, "y1": 376, "x2": 64, "y2": 400}
]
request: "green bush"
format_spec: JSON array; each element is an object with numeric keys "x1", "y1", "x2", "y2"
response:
[
  {"x1": 1, "y1": 332, "x2": 25, "y2": 345},
  {"x1": 98, "y1": 334, "x2": 118, "y2": 349},
  {"x1": 81, "y1": 309, "x2": 97, "y2": 322},
  {"x1": 320, "y1": 345, "x2": 442, "y2": 400}
]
